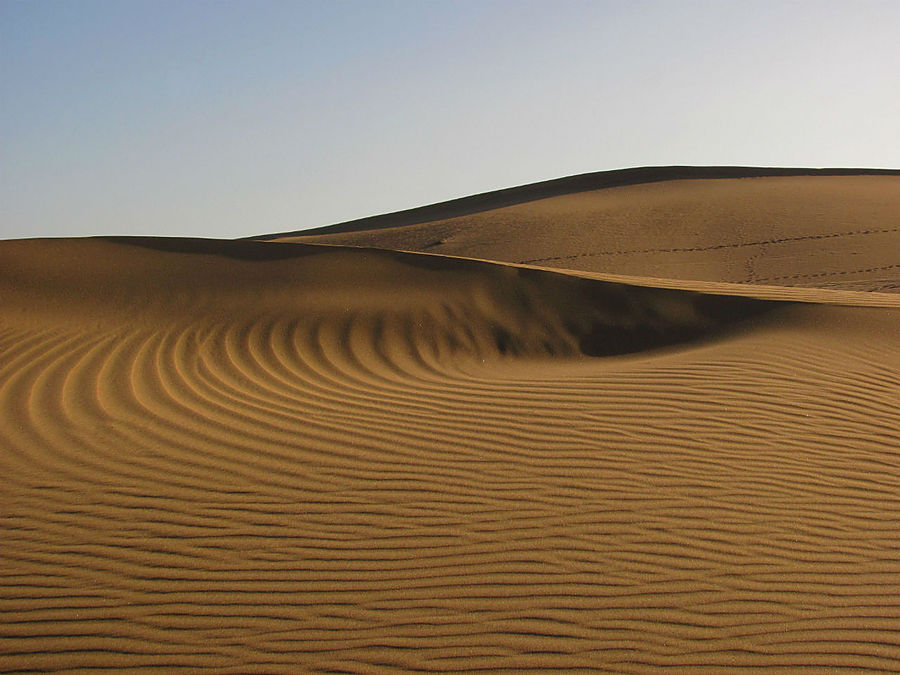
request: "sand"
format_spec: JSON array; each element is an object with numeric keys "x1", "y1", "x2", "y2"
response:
[
  {"x1": 2, "y1": 168, "x2": 899, "y2": 672},
  {"x1": 271, "y1": 171, "x2": 900, "y2": 293}
]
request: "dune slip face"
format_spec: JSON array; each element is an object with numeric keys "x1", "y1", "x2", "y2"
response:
[{"x1": 3, "y1": 170, "x2": 900, "y2": 673}]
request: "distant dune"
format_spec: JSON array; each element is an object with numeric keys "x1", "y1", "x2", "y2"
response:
[
  {"x1": 265, "y1": 167, "x2": 900, "y2": 293},
  {"x1": 2, "y1": 168, "x2": 899, "y2": 672}
]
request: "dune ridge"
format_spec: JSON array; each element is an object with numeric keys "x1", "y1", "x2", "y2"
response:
[
  {"x1": 2, "y1": 171, "x2": 900, "y2": 672},
  {"x1": 254, "y1": 166, "x2": 900, "y2": 239},
  {"x1": 266, "y1": 170, "x2": 900, "y2": 294}
]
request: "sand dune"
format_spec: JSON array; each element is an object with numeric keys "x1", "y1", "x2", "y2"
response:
[
  {"x1": 268, "y1": 168, "x2": 900, "y2": 293},
  {"x1": 2, "y1": 169, "x2": 900, "y2": 672}
]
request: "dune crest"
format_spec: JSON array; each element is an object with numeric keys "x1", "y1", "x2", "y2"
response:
[
  {"x1": 267, "y1": 169, "x2": 900, "y2": 293},
  {"x1": 1, "y1": 238, "x2": 780, "y2": 359},
  {"x1": 3, "y1": 171, "x2": 900, "y2": 672}
]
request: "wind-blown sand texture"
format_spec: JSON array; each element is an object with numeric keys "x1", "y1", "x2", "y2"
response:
[{"x1": 2, "y1": 168, "x2": 900, "y2": 673}]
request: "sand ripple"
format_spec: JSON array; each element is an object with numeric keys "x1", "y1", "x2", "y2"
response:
[{"x1": 2, "y1": 231, "x2": 900, "y2": 672}]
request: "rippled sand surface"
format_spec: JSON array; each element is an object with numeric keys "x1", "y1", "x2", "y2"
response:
[{"x1": 2, "y1": 169, "x2": 899, "y2": 672}]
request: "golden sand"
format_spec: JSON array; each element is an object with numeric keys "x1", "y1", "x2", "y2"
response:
[{"x1": 2, "y1": 169, "x2": 899, "y2": 672}]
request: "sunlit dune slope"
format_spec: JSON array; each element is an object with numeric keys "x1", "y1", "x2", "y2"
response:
[
  {"x1": 2, "y1": 231, "x2": 900, "y2": 672},
  {"x1": 264, "y1": 168, "x2": 900, "y2": 292}
]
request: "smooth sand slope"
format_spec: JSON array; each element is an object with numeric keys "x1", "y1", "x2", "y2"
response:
[
  {"x1": 268, "y1": 168, "x2": 900, "y2": 293},
  {"x1": 2, "y1": 169, "x2": 900, "y2": 672}
]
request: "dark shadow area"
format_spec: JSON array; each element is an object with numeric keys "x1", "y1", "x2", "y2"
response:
[
  {"x1": 251, "y1": 166, "x2": 900, "y2": 240},
  {"x1": 574, "y1": 301, "x2": 776, "y2": 357},
  {"x1": 516, "y1": 268, "x2": 782, "y2": 358}
]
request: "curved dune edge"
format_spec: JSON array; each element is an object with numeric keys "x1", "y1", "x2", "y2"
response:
[
  {"x1": 2, "y1": 235, "x2": 900, "y2": 672},
  {"x1": 265, "y1": 170, "x2": 900, "y2": 295},
  {"x1": 0, "y1": 237, "x2": 784, "y2": 359},
  {"x1": 103, "y1": 235, "x2": 900, "y2": 307},
  {"x1": 291, "y1": 240, "x2": 900, "y2": 308},
  {"x1": 253, "y1": 165, "x2": 900, "y2": 239},
  {"x1": 507, "y1": 261, "x2": 900, "y2": 307}
]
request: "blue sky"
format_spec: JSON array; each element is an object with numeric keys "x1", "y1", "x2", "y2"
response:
[{"x1": 2, "y1": 0, "x2": 898, "y2": 240}]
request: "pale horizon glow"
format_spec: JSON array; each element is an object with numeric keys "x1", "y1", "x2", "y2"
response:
[{"x1": 2, "y1": 0, "x2": 899, "y2": 240}]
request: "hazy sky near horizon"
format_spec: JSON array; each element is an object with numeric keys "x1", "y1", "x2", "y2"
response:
[{"x1": 2, "y1": 0, "x2": 899, "y2": 240}]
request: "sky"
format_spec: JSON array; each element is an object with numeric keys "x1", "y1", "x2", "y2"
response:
[{"x1": 2, "y1": 0, "x2": 899, "y2": 240}]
